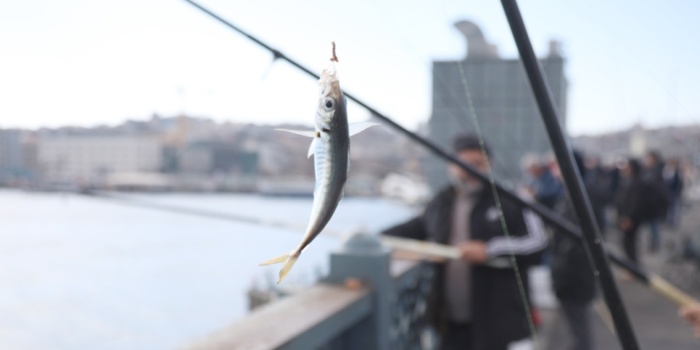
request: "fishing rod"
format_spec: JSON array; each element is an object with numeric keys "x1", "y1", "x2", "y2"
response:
[
  {"x1": 84, "y1": 191, "x2": 309, "y2": 232},
  {"x1": 79, "y1": 190, "x2": 473, "y2": 262},
  {"x1": 501, "y1": 0, "x2": 637, "y2": 348},
  {"x1": 180, "y1": 0, "x2": 697, "y2": 313},
  {"x1": 89, "y1": 188, "x2": 697, "y2": 309}
]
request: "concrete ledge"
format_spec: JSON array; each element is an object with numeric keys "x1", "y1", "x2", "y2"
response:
[{"x1": 183, "y1": 283, "x2": 370, "y2": 350}]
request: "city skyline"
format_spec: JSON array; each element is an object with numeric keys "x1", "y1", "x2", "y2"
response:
[
  {"x1": 1, "y1": 113, "x2": 697, "y2": 195},
  {"x1": 2, "y1": 0, "x2": 700, "y2": 136}
]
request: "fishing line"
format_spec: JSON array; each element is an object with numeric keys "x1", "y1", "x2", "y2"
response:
[
  {"x1": 434, "y1": 0, "x2": 527, "y2": 184},
  {"x1": 437, "y1": 0, "x2": 540, "y2": 343},
  {"x1": 501, "y1": 1, "x2": 642, "y2": 347},
  {"x1": 364, "y1": 1, "x2": 544, "y2": 343},
  {"x1": 259, "y1": 57, "x2": 279, "y2": 81},
  {"x1": 369, "y1": 0, "x2": 524, "y2": 184},
  {"x1": 552, "y1": 0, "x2": 700, "y2": 302},
  {"x1": 373, "y1": 0, "x2": 543, "y2": 341},
  {"x1": 82, "y1": 191, "x2": 344, "y2": 238},
  {"x1": 455, "y1": 54, "x2": 541, "y2": 347},
  {"x1": 180, "y1": 0, "x2": 699, "y2": 319},
  {"x1": 77, "y1": 190, "x2": 470, "y2": 266}
]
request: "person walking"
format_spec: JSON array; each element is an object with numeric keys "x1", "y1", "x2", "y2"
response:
[
  {"x1": 663, "y1": 157, "x2": 684, "y2": 228},
  {"x1": 523, "y1": 154, "x2": 564, "y2": 209},
  {"x1": 550, "y1": 151, "x2": 597, "y2": 350},
  {"x1": 640, "y1": 151, "x2": 669, "y2": 252},
  {"x1": 615, "y1": 158, "x2": 652, "y2": 268}
]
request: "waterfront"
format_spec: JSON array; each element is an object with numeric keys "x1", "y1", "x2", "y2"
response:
[{"x1": 0, "y1": 190, "x2": 415, "y2": 350}]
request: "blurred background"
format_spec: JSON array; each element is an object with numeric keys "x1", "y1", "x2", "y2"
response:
[{"x1": 2, "y1": 0, "x2": 700, "y2": 349}]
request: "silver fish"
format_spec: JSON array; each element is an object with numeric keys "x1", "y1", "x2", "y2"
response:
[{"x1": 259, "y1": 51, "x2": 377, "y2": 283}]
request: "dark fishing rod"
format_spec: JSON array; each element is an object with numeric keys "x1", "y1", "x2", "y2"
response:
[
  {"x1": 500, "y1": 0, "x2": 638, "y2": 348},
  {"x1": 180, "y1": 0, "x2": 696, "y2": 310}
]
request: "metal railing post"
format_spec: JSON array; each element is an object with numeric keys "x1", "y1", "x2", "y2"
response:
[{"x1": 325, "y1": 233, "x2": 393, "y2": 350}]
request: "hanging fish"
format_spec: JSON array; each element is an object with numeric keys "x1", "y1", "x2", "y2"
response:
[{"x1": 259, "y1": 43, "x2": 378, "y2": 283}]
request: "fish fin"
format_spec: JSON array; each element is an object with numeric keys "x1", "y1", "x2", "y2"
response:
[
  {"x1": 307, "y1": 137, "x2": 317, "y2": 158},
  {"x1": 259, "y1": 252, "x2": 299, "y2": 283},
  {"x1": 276, "y1": 254, "x2": 299, "y2": 284},
  {"x1": 275, "y1": 129, "x2": 318, "y2": 138},
  {"x1": 348, "y1": 122, "x2": 380, "y2": 137},
  {"x1": 259, "y1": 252, "x2": 291, "y2": 266}
]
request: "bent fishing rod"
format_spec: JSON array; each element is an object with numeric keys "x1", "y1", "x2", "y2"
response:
[{"x1": 180, "y1": 0, "x2": 697, "y2": 324}]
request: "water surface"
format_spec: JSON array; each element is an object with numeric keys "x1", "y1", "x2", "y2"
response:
[{"x1": 0, "y1": 190, "x2": 414, "y2": 349}]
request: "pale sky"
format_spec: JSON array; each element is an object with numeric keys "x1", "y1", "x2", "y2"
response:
[{"x1": 1, "y1": 0, "x2": 699, "y2": 136}]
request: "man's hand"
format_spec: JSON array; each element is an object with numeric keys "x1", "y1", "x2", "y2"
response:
[
  {"x1": 679, "y1": 304, "x2": 700, "y2": 337},
  {"x1": 458, "y1": 241, "x2": 488, "y2": 264}
]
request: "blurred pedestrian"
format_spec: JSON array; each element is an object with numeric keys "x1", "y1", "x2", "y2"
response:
[
  {"x1": 550, "y1": 151, "x2": 597, "y2": 350},
  {"x1": 641, "y1": 150, "x2": 670, "y2": 253},
  {"x1": 664, "y1": 157, "x2": 684, "y2": 228},
  {"x1": 523, "y1": 153, "x2": 564, "y2": 209},
  {"x1": 615, "y1": 158, "x2": 648, "y2": 268},
  {"x1": 582, "y1": 155, "x2": 615, "y2": 236},
  {"x1": 383, "y1": 134, "x2": 547, "y2": 350}
]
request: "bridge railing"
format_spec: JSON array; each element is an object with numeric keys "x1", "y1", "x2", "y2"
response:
[{"x1": 183, "y1": 233, "x2": 436, "y2": 350}]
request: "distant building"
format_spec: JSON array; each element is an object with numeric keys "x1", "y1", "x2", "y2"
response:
[
  {"x1": 629, "y1": 124, "x2": 647, "y2": 157},
  {"x1": 180, "y1": 144, "x2": 214, "y2": 174},
  {"x1": 0, "y1": 130, "x2": 23, "y2": 177},
  {"x1": 0, "y1": 129, "x2": 36, "y2": 183},
  {"x1": 179, "y1": 141, "x2": 259, "y2": 176},
  {"x1": 427, "y1": 20, "x2": 568, "y2": 189},
  {"x1": 37, "y1": 135, "x2": 161, "y2": 185}
]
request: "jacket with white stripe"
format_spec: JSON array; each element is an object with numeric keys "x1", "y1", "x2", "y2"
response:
[{"x1": 383, "y1": 185, "x2": 548, "y2": 350}]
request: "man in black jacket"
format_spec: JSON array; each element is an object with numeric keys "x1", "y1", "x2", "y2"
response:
[
  {"x1": 641, "y1": 150, "x2": 669, "y2": 252},
  {"x1": 382, "y1": 134, "x2": 548, "y2": 350},
  {"x1": 550, "y1": 151, "x2": 597, "y2": 350}
]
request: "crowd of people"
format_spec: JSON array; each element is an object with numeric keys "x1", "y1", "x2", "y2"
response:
[
  {"x1": 522, "y1": 148, "x2": 688, "y2": 349},
  {"x1": 523, "y1": 149, "x2": 686, "y2": 267},
  {"x1": 381, "y1": 132, "x2": 693, "y2": 349}
]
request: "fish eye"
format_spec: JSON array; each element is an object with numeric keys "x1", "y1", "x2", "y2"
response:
[{"x1": 323, "y1": 98, "x2": 335, "y2": 111}]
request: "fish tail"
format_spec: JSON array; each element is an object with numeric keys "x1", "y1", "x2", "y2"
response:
[
  {"x1": 259, "y1": 253, "x2": 290, "y2": 266},
  {"x1": 276, "y1": 254, "x2": 300, "y2": 284},
  {"x1": 258, "y1": 251, "x2": 300, "y2": 284}
]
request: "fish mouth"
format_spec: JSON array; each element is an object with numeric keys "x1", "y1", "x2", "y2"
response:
[
  {"x1": 320, "y1": 63, "x2": 339, "y2": 84},
  {"x1": 319, "y1": 67, "x2": 341, "y2": 100}
]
